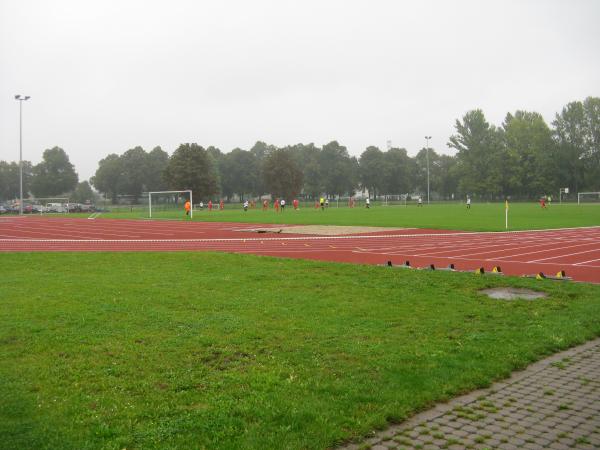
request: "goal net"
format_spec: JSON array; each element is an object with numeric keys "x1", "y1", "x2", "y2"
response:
[
  {"x1": 578, "y1": 192, "x2": 600, "y2": 204},
  {"x1": 382, "y1": 194, "x2": 408, "y2": 207},
  {"x1": 148, "y1": 190, "x2": 193, "y2": 218}
]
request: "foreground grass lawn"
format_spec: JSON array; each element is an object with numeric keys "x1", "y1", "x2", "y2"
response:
[
  {"x1": 91, "y1": 202, "x2": 600, "y2": 231},
  {"x1": 1, "y1": 252, "x2": 600, "y2": 450}
]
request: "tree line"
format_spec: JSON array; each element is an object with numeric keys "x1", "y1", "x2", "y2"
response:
[
  {"x1": 0, "y1": 147, "x2": 94, "y2": 204},
  {"x1": 1, "y1": 96, "x2": 598, "y2": 204}
]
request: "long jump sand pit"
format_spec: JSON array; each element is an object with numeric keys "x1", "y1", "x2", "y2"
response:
[{"x1": 244, "y1": 225, "x2": 407, "y2": 235}]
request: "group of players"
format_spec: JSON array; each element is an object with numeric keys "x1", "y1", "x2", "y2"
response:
[{"x1": 182, "y1": 195, "x2": 550, "y2": 217}]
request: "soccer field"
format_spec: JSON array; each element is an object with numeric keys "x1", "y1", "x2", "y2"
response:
[
  {"x1": 94, "y1": 202, "x2": 600, "y2": 232},
  {"x1": 1, "y1": 252, "x2": 600, "y2": 449}
]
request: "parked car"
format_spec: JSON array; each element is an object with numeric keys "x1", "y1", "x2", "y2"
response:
[
  {"x1": 66, "y1": 203, "x2": 81, "y2": 213},
  {"x1": 80, "y1": 204, "x2": 96, "y2": 212},
  {"x1": 46, "y1": 203, "x2": 67, "y2": 213},
  {"x1": 0, "y1": 205, "x2": 7, "y2": 214}
]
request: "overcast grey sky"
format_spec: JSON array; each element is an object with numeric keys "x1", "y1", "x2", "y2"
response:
[{"x1": 1, "y1": 0, "x2": 599, "y2": 181}]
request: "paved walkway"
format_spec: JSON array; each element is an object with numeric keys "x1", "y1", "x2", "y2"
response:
[{"x1": 341, "y1": 338, "x2": 600, "y2": 450}]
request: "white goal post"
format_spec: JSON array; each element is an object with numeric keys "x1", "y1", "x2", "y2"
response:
[
  {"x1": 148, "y1": 190, "x2": 193, "y2": 218},
  {"x1": 578, "y1": 192, "x2": 600, "y2": 205}
]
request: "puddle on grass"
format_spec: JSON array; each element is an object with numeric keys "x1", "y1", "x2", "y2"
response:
[{"x1": 480, "y1": 287, "x2": 548, "y2": 301}]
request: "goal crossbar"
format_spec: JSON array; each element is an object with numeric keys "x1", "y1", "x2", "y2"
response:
[{"x1": 148, "y1": 190, "x2": 193, "y2": 218}]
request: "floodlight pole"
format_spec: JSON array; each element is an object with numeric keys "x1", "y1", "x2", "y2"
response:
[
  {"x1": 425, "y1": 136, "x2": 431, "y2": 205},
  {"x1": 15, "y1": 95, "x2": 31, "y2": 215}
]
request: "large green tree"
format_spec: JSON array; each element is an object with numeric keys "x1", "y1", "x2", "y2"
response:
[
  {"x1": 434, "y1": 154, "x2": 459, "y2": 200},
  {"x1": 448, "y1": 110, "x2": 507, "y2": 198},
  {"x1": 250, "y1": 141, "x2": 276, "y2": 196},
  {"x1": 145, "y1": 146, "x2": 170, "y2": 192},
  {"x1": 553, "y1": 97, "x2": 600, "y2": 192},
  {"x1": 263, "y1": 148, "x2": 303, "y2": 200},
  {"x1": 381, "y1": 147, "x2": 414, "y2": 195},
  {"x1": 119, "y1": 147, "x2": 149, "y2": 203},
  {"x1": 91, "y1": 154, "x2": 123, "y2": 204},
  {"x1": 0, "y1": 160, "x2": 33, "y2": 201},
  {"x1": 163, "y1": 143, "x2": 220, "y2": 200},
  {"x1": 31, "y1": 147, "x2": 78, "y2": 198},
  {"x1": 70, "y1": 181, "x2": 97, "y2": 204},
  {"x1": 220, "y1": 148, "x2": 259, "y2": 200},
  {"x1": 359, "y1": 146, "x2": 385, "y2": 198},
  {"x1": 503, "y1": 111, "x2": 554, "y2": 197},
  {"x1": 292, "y1": 143, "x2": 322, "y2": 199},
  {"x1": 319, "y1": 141, "x2": 358, "y2": 197}
]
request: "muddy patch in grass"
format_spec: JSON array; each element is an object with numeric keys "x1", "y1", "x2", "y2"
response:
[{"x1": 480, "y1": 287, "x2": 548, "y2": 301}]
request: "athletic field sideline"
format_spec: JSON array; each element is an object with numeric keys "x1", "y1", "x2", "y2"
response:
[{"x1": 85, "y1": 202, "x2": 600, "y2": 232}]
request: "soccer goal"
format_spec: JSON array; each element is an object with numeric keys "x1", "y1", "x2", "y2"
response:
[
  {"x1": 577, "y1": 192, "x2": 600, "y2": 205},
  {"x1": 148, "y1": 190, "x2": 193, "y2": 218},
  {"x1": 382, "y1": 194, "x2": 408, "y2": 207}
]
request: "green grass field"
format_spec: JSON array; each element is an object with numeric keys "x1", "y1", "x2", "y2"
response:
[
  {"x1": 90, "y1": 202, "x2": 600, "y2": 231},
  {"x1": 2, "y1": 252, "x2": 600, "y2": 449}
]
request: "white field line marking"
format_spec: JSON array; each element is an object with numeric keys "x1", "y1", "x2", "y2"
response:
[
  {"x1": 574, "y1": 257, "x2": 600, "y2": 266},
  {"x1": 5, "y1": 223, "x2": 143, "y2": 239},
  {"x1": 402, "y1": 238, "x2": 561, "y2": 258},
  {"x1": 416, "y1": 239, "x2": 591, "y2": 259},
  {"x1": 350, "y1": 235, "x2": 574, "y2": 257},
  {"x1": 527, "y1": 247, "x2": 600, "y2": 263},
  {"x1": 348, "y1": 250, "x2": 600, "y2": 268},
  {"x1": 1, "y1": 228, "x2": 599, "y2": 244},
  {"x1": 0, "y1": 233, "x2": 474, "y2": 243},
  {"x1": 485, "y1": 242, "x2": 598, "y2": 261},
  {"x1": 2, "y1": 226, "x2": 599, "y2": 243},
  {"x1": 8, "y1": 220, "x2": 192, "y2": 238},
  {"x1": 17, "y1": 218, "x2": 600, "y2": 240}
]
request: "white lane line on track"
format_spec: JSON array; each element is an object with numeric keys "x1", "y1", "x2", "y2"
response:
[
  {"x1": 527, "y1": 247, "x2": 600, "y2": 263},
  {"x1": 347, "y1": 250, "x2": 600, "y2": 268},
  {"x1": 0, "y1": 227, "x2": 599, "y2": 244},
  {"x1": 4, "y1": 224, "x2": 143, "y2": 239},
  {"x1": 6, "y1": 220, "x2": 208, "y2": 238},
  {"x1": 349, "y1": 235, "x2": 586, "y2": 257},
  {"x1": 397, "y1": 238, "x2": 563, "y2": 258},
  {"x1": 574, "y1": 257, "x2": 600, "y2": 266},
  {"x1": 485, "y1": 242, "x2": 598, "y2": 261}
]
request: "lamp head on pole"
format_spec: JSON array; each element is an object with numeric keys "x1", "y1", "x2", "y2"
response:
[{"x1": 14, "y1": 95, "x2": 31, "y2": 101}]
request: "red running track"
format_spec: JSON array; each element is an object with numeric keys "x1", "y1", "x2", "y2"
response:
[{"x1": 1, "y1": 216, "x2": 600, "y2": 283}]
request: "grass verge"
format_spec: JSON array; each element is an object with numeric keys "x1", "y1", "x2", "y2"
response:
[
  {"x1": 85, "y1": 202, "x2": 600, "y2": 231},
  {"x1": 1, "y1": 252, "x2": 599, "y2": 449}
]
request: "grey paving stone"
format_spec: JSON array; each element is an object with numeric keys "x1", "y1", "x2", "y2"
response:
[
  {"x1": 523, "y1": 443, "x2": 545, "y2": 450},
  {"x1": 371, "y1": 445, "x2": 388, "y2": 450},
  {"x1": 497, "y1": 443, "x2": 519, "y2": 450},
  {"x1": 338, "y1": 338, "x2": 600, "y2": 450}
]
